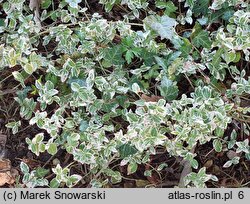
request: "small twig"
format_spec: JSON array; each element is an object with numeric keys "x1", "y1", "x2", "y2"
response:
[
  {"x1": 156, "y1": 180, "x2": 179, "y2": 187},
  {"x1": 232, "y1": 116, "x2": 250, "y2": 124},
  {"x1": 178, "y1": 145, "x2": 196, "y2": 188},
  {"x1": 0, "y1": 89, "x2": 16, "y2": 96},
  {"x1": 0, "y1": 71, "x2": 20, "y2": 84},
  {"x1": 204, "y1": 148, "x2": 214, "y2": 157},
  {"x1": 16, "y1": 125, "x2": 32, "y2": 134},
  {"x1": 42, "y1": 147, "x2": 62, "y2": 168},
  {"x1": 184, "y1": 73, "x2": 194, "y2": 90},
  {"x1": 241, "y1": 180, "x2": 250, "y2": 187}
]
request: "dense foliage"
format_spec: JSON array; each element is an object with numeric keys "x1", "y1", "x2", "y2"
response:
[{"x1": 0, "y1": 0, "x2": 249, "y2": 188}]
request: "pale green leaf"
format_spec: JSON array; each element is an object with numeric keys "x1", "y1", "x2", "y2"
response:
[{"x1": 144, "y1": 15, "x2": 177, "y2": 40}]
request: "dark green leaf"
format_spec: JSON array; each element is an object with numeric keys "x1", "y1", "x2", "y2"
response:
[
  {"x1": 212, "y1": 48, "x2": 223, "y2": 67},
  {"x1": 35, "y1": 167, "x2": 50, "y2": 178},
  {"x1": 208, "y1": 9, "x2": 226, "y2": 23},
  {"x1": 192, "y1": 30, "x2": 212, "y2": 49},
  {"x1": 154, "y1": 56, "x2": 168, "y2": 71},
  {"x1": 222, "y1": 9, "x2": 234, "y2": 21},
  {"x1": 125, "y1": 50, "x2": 134, "y2": 64},
  {"x1": 118, "y1": 143, "x2": 138, "y2": 159},
  {"x1": 140, "y1": 49, "x2": 155, "y2": 66},
  {"x1": 104, "y1": 45, "x2": 125, "y2": 65},
  {"x1": 190, "y1": 22, "x2": 203, "y2": 39},
  {"x1": 41, "y1": 0, "x2": 52, "y2": 9},
  {"x1": 158, "y1": 76, "x2": 178, "y2": 101},
  {"x1": 180, "y1": 38, "x2": 192, "y2": 57},
  {"x1": 193, "y1": 0, "x2": 210, "y2": 16}
]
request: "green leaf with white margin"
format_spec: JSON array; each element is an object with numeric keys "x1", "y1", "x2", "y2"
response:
[
  {"x1": 158, "y1": 76, "x2": 178, "y2": 101},
  {"x1": 5, "y1": 121, "x2": 21, "y2": 134},
  {"x1": 50, "y1": 178, "x2": 60, "y2": 188},
  {"x1": 12, "y1": 71, "x2": 25, "y2": 87},
  {"x1": 224, "y1": 51, "x2": 236, "y2": 64},
  {"x1": 144, "y1": 170, "x2": 152, "y2": 177},
  {"x1": 110, "y1": 171, "x2": 122, "y2": 184},
  {"x1": 157, "y1": 163, "x2": 168, "y2": 171},
  {"x1": 47, "y1": 143, "x2": 57, "y2": 155},
  {"x1": 224, "y1": 157, "x2": 240, "y2": 169},
  {"x1": 213, "y1": 139, "x2": 223, "y2": 152},
  {"x1": 223, "y1": 160, "x2": 233, "y2": 168},
  {"x1": 190, "y1": 159, "x2": 198, "y2": 169},
  {"x1": 63, "y1": 58, "x2": 76, "y2": 70},
  {"x1": 236, "y1": 139, "x2": 249, "y2": 153},
  {"x1": 131, "y1": 83, "x2": 141, "y2": 94},
  {"x1": 33, "y1": 133, "x2": 44, "y2": 143},
  {"x1": 101, "y1": 0, "x2": 116, "y2": 12},
  {"x1": 65, "y1": 0, "x2": 81, "y2": 8},
  {"x1": 192, "y1": 30, "x2": 212, "y2": 49},
  {"x1": 144, "y1": 15, "x2": 177, "y2": 40},
  {"x1": 127, "y1": 163, "x2": 138, "y2": 175},
  {"x1": 24, "y1": 63, "x2": 36, "y2": 75},
  {"x1": 71, "y1": 82, "x2": 81, "y2": 92},
  {"x1": 231, "y1": 156, "x2": 240, "y2": 164},
  {"x1": 20, "y1": 162, "x2": 29, "y2": 174}
]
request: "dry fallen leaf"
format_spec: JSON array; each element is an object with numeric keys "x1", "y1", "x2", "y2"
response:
[
  {"x1": 227, "y1": 150, "x2": 239, "y2": 160},
  {"x1": 0, "y1": 159, "x2": 17, "y2": 186},
  {"x1": 145, "y1": 164, "x2": 161, "y2": 185},
  {"x1": 0, "y1": 132, "x2": 7, "y2": 146},
  {"x1": 211, "y1": 165, "x2": 221, "y2": 175},
  {"x1": 141, "y1": 94, "x2": 163, "y2": 102},
  {"x1": 10, "y1": 168, "x2": 19, "y2": 178},
  {"x1": 123, "y1": 181, "x2": 135, "y2": 188},
  {"x1": 29, "y1": 0, "x2": 41, "y2": 11},
  {"x1": 204, "y1": 160, "x2": 213, "y2": 169},
  {"x1": 0, "y1": 132, "x2": 7, "y2": 159},
  {"x1": 220, "y1": 177, "x2": 240, "y2": 188},
  {"x1": 29, "y1": 0, "x2": 42, "y2": 30},
  {"x1": 0, "y1": 159, "x2": 11, "y2": 171},
  {"x1": 179, "y1": 145, "x2": 196, "y2": 187},
  {"x1": 135, "y1": 179, "x2": 151, "y2": 187},
  {"x1": 21, "y1": 158, "x2": 41, "y2": 169},
  {"x1": 0, "y1": 171, "x2": 15, "y2": 186}
]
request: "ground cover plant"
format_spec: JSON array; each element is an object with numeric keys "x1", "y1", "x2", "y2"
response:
[{"x1": 0, "y1": 0, "x2": 249, "y2": 188}]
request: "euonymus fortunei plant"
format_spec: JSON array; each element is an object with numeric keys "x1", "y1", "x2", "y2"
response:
[{"x1": 1, "y1": 0, "x2": 249, "y2": 187}]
